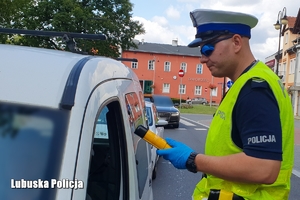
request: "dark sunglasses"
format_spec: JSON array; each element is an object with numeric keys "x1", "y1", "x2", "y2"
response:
[{"x1": 200, "y1": 35, "x2": 233, "y2": 57}]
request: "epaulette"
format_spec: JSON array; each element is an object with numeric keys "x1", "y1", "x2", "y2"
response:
[{"x1": 251, "y1": 77, "x2": 269, "y2": 89}]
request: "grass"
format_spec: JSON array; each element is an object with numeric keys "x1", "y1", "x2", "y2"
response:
[{"x1": 177, "y1": 104, "x2": 218, "y2": 115}]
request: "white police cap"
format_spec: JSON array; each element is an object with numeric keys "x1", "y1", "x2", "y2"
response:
[{"x1": 188, "y1": 9, "x2": 258, "y2": 47}]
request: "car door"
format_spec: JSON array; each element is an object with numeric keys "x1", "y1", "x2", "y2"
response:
[
  {"x1": 73, "y1": 79, "x2": 153, "y2": 200},
  {"x1": 124, "y1": 91, "x2": 153, "y2": 200},
  {"x1": 72, "y1": 80, "x2": 131, "y2": 200}
]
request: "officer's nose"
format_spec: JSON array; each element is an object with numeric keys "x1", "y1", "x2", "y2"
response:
[{"x1": 199, "y1": 55, "x2": 209, "y2": 64}]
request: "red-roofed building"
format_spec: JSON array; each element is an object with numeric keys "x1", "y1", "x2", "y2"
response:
[{"x1": 121, "y1": 39, "x2": 225, "y2": 104}]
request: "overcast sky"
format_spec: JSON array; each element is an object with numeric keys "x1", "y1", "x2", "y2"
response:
[{"x1": 130, "y1": 0, "x2": 299, "y2": 62}]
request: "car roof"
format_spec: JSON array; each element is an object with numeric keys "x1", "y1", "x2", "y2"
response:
[
  {"x1": 0, "y1": 44, "x2": 138, "y2": 109},
  {"x1": 145, "y1": 101, "x2": 154, "y2": 108}
]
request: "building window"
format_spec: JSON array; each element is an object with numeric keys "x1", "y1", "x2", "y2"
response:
[
  {"x1": 283, "y1": 62, "x2": 286, "y2": 74},
  {"x1": 196, "y1": 64, "x2": 203, "y2": 74},
  {"x1": 290, "y1": 59, "x2": 295, "y2": 74},
  {"x1": 181, "y1": 62, "x2": 187, "y2": 72},
  {"x1": 148, "y1": 60, "x2": 154, "y2": 70},
  {"x1": 131, "y1": 62, "x2": 138, "y2": 69},
  {"x1": 164, "y1": 61, "x2": 171, "y2": 72},
  {"x1": 162, "y1": 83, "x2": 170, "y2": 93},
  {"x1": 285, "y1": 32, "x2": 288, "y2": 44},
  {"x1": 195, "y1": 86, "x2": 202, "y2": 95},
  {"x1": 178, "y1": 84, "x2": 186, "y2": 94},
  {"x1": 278, "y1": 63, "x2": 282, "y2": 74},
  {"x1": 212, "y1": 87, "x2": 218, "y2": 97}
]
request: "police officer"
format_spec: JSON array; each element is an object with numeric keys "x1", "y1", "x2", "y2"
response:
[{"x1": 157, "y1": 9, "x2": 294, "y2": 200}]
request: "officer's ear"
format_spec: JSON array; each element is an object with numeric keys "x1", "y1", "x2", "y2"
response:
[{"x1": 231, "y1": 34, "x2": 243, "y2": 53}]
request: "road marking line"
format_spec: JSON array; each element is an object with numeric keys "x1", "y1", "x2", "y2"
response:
[
  {"x1": 194, "y1": 128, "x2": 207, "y2": 131},
  {"x1": 180, "y1": 119, "x2": 196, "y2": 126},
  {"x1": 176, "y1": 128, "x2": 186, "y2": 130},
  {"x1": 181, "y1": 116, "x2": 210, "y2": 128},
  {"x1": 292, "y1": 169, "x2": 300, "y2": 178}
]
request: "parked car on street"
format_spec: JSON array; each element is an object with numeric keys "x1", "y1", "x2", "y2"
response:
[
  {"x1": 145, "y1": 95, "x2": 180, "y2": 128},
  {"x1": 186, "y1": 97, "x2": 208, "y2": 105},
  {"x1": 145, "y1": 101, "x2": 168, "y2": 179}
]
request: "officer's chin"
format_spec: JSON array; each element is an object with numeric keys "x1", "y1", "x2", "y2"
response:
[{"x1": 209, "y1": 69, "x2": 222, "y2": 78}]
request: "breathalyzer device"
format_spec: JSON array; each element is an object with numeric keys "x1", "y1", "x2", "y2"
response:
[{"x1": 134, "y1": 125, "x2": 171, "y2": 149}]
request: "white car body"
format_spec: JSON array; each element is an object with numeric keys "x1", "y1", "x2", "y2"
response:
[
  {"x1": 0, "y1": 44, "x2": 153, "y2": 200},
  {"x1": 145, "y1": 101, "x2": 167, "y2": 179}
]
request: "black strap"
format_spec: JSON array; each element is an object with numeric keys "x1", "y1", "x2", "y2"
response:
[
  {"x1": 233, "y1": 194, "x2": 245, "y2": 200},
  {"x1": 207, "y1": 189, "x2": 244, "y2": 200},
  {"x1": 207, "y1": 189, "x2": 220, "y2": 200}
]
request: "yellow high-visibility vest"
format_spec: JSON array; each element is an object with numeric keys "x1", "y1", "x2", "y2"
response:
[{"x1": 193, "y1": 61, "x2": 294, "y2": 200}]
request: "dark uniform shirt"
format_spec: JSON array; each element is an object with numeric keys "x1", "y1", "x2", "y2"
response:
[{"x1": 229, "y1": 63, "x2": 282, "y2": 161}]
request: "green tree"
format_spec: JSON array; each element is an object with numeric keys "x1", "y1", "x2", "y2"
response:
[
  {"x1": 0, "y1": 0, "x2": 32, "y2": 24},
  {"x1": 0, "y1": 0, "x2": 145, "y2": 58},
  {"x1": 0, "y1": 0, "x2": 32, "y2": 43}
]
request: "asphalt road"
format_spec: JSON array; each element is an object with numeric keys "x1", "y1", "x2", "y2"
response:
[{"x1": 152, "y1": 114, "x2": 300, "y2": 200}]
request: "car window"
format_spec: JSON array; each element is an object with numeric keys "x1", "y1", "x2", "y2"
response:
[
  {"x1": 145, "y1": 107, "x2": 153, "y2": 126},
  {"x1": 88, "y1": 102, "x2": 125, "y2": 200},
  {"x1": 144, "y1": 97, "x2": 154, "y2": 103},
  {"x1": 94, "y1": 106, "x2": 109, "y2": 139},
  {"x1": 153, "y1": 96, "x2": 173, "y2": 106},
  {"x1": 144, "y1": 97, "x2": 151, "y2": 102},
  {"x1": 0, "y1": 102, "x2": 69, "y2": 200}
]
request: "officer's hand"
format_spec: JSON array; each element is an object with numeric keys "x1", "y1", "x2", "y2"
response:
[{"x1": 157, "y1": 138, "x2": 194, "y2": 169}]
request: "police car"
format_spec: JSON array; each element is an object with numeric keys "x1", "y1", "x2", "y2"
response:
[{"x1": 0, "y1": 29, "x2": 154, "y2": 200}]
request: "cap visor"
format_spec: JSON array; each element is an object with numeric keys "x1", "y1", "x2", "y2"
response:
[
  {"x1": 188, "y1": 38, "x2": 202, "y2": 47},
  {"x1": 188, "y1": 33, "x2": 229, "y2": 48}
]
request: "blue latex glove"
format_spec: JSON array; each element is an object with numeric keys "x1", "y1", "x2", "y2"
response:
[{"x1": 157, "y1": 138, "x2": 194, "y2": 169}]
